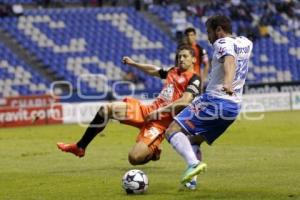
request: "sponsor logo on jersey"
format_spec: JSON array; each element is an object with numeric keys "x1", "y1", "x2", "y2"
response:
[
  {"x1": 178, "y1": 77, "x2": 185, "y2": 84},
  {"x1": 159, "y1": 84, "x2": 174, "y2": 101}
]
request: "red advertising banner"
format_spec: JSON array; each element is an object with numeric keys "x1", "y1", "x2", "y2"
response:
[
  {"x1": 0, "y1": 105, "x2": 63, "y2": 128},
  {"x1": 3, "y1": 95, "x2": 59, "y2": 108}
]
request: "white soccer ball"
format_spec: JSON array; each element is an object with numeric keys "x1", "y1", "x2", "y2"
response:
[{"x1": 121, "y1": 169, "x2": 149, "y2": 194}]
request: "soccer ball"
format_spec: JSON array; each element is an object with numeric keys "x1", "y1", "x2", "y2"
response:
[{"x1": 122, "y1": 169, "x2": 149, "y2": 194}]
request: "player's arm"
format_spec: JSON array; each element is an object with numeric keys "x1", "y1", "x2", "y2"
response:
[
  {"x1": 214, "y1": 38, "x2": 236, "y2": 95},
  {"x1": 122, "y1": 56, "x2": 161, "y2": 77},
  {"x1": 146, "y1": 75, "x2": 201, "y2": 121},
  {"x1": 222, "y1": 55, "x2": 236, "y2": 95}
]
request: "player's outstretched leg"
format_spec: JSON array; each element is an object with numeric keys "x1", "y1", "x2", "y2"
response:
[{"x1": 57, "y1": 105, "x2": 110, "y2": 157}]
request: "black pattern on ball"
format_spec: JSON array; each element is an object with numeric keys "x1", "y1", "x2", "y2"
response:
[{"x1": 122, "y1": 169, "x2": 149, "y2": 194}]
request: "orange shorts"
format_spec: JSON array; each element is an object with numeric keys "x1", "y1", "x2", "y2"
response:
[{"x1": 121, "y1": 97, "x2": 173, "y2": 154}]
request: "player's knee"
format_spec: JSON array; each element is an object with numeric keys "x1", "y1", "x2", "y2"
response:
[
  {"x1": 110, "y1": 102, "x2": 126, "y2": 120},
  {"x1": 128, "y1": 153, "x2": 148, "y2": 165},
  {"x1": 128, "y1": 154, "x2": 139, "y2": 165},
  {"x1": 128, "y1": 147, "x2": 152, "y2": 166},
  {"x1": 106, "y1": 104, "x2": 113, "y2": 116}
]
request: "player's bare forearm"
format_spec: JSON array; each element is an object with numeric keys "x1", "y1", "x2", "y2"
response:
[
  {"x1": 157, "y1": 92, "x2": 193, "y2": 115},
  {"x1": 146, "y1": 93, "x2": 193, "y2": 122},
  {"x1": 122, "y1": 56, "x2": 160, "y2": 77},
  {"x1": 133, "y1": 63, "x2": 160, "y2": 77}
]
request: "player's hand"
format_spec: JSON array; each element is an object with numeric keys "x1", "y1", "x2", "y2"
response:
[
  {"x1": 222, "y1": 84, "x2": 234, "y2": 96},
  {"x1": 122, "y1": 56, "x2": 135, "y2": 65}
]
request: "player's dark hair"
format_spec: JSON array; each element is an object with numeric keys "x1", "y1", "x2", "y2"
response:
[
  {"x1": 205, "y1": 15, "x2": 232, "y2": 34},
  {"x1": 184, "y1": 27, "x2": 196, "y2": 35},
  {"x1": 176, "y1": 45, "x2": 195, "y2": 57}
]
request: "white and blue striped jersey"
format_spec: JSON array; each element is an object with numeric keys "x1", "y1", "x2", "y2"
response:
[{"x1": 206, "y1": 36, "x2": 253, "y2": 104}]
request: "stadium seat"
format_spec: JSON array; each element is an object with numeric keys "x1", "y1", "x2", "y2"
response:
[
  {"x1": 0, "y1": 4, "x2": 299, "y2": 99},
  {"x1": 0, "y1": 43, "x2": 49, "y2": 98}
]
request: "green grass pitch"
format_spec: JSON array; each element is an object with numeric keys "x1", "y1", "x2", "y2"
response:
[{"x1": 0, "y1": 111, "x2": 299, "y2": 200}]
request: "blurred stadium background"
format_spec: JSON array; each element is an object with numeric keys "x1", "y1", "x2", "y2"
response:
[
  {"x1": 0, "y1": 1, "x2": 300, "y2": 200},
  {"x1": 0, "y1": 0, "x2": 299, "y2": 127}
]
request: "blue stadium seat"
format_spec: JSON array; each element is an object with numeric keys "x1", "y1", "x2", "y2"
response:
[{"x1": 0, "y1": 5, "x2": 299, "y2": 99}]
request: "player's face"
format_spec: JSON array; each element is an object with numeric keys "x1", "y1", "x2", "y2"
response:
[
  {"x1": 207, "y1": 27, "x2": 216, "y2": 44},
  {"x1": 177, "y1": 49, "x2": 195, "y2": 70},
  {"x1": 186, "y1": 32, "x2": 196, "y2": 44}
]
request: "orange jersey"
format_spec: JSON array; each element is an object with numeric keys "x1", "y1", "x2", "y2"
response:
[
  {"x1": 121, "y1": 67, "x2": 201, "y2": 156},
  {"x1": 147, "y1": 67, "x2": 197, "y2": 115},
  {"x1": 191, "y1": 44, "x2": 208, "y2": 77},
  {"x1": 122, "y1": 67, "x2": 200, "y2": 128}
]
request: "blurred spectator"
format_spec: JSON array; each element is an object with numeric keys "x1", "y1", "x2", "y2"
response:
[
  {"x1": 11, "y1": 4, "x2": 24, "y2": 17},
  {"x1": 123, "y1": 71, "x2": 145, "y2": 91},
  {"x1": 36, "y1": 0, "x2": 51, "y2": 8},
  {"x1": 0, "y1": 3, "x2": 11, "y2": 17},
  {"x1": 194, "y1": 4, "x2": 206, "y2": 17},
  {"x1": 286, "y1": 15, "x2": 300, "y2": 31},
  {"x1": 89, "y1": 0, "x2": 102, "y2": 7},
  {"x1": 97, "y1": 0, "x2": 103, "y2": 7},
  {"x1": 259, "y1": 2, "x2": 284, "y2": 26},
  {"x1": 183, "y1": 3, "x2": 206, "y2": 18},
  {"x1": 207, "y1": 0, "x2": 222, "y2": 10},
  {"x1": 134, "y1": 0, "x2": 141, "y2": 11},
  {"x1": 155, "y1": 0, "x2": 170, "y2": 6},
  {"x1": 275, "y1": 0, "x2": 300, "y2": 31},
  {"x1": 110, "y1": 0, "x2": 118, "y2": 6},
  {"x1": 276, "y1": 0, "x2": 295, "y2": 18},
  {"x1": 0, "y1": 3, "x2": 23, "y2": 17},
  {"x1": 230, "y1": 1, "x2": 253, "y2": 22},
  {"x1": 81, "y1": 0, "x2": 89, "y2": 7},
  {"x1": 260, "y1": 9, "x2": 278, "y2": 26},
  {"x1": 172, "y1": 11, "x2": 187, "y2": 43},
  {"x1": 184, "y1": 27, "x2": 210, "y2": 89},
  {"x1": 238, "y1": 24, "x2": 259, "y2": 41},
  {"x1": 143, "y1": 0, "x2": 153, "y2": 11},
  {"x1": 258, "y1": 23, "x2": 270, "y2": 37}
]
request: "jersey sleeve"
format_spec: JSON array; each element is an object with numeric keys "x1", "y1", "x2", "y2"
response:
[
  {"x1": 158, "y1": 68, "x2": 170, "y2": 79},
  {"x1": 185, "y1": 75, "x2": 201, "y2": 97},
  {"x1": 213, "y1": 38, "x2": 236, "y2": 61}
]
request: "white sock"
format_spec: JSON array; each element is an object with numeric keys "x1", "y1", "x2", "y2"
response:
[{"x1": 168, "y1": 132, "x2": 199, "y2": 166}]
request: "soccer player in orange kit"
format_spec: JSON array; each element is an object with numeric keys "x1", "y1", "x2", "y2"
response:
[{"x1": 57, "y1": 45, "x2": 202, "y2": 165}]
